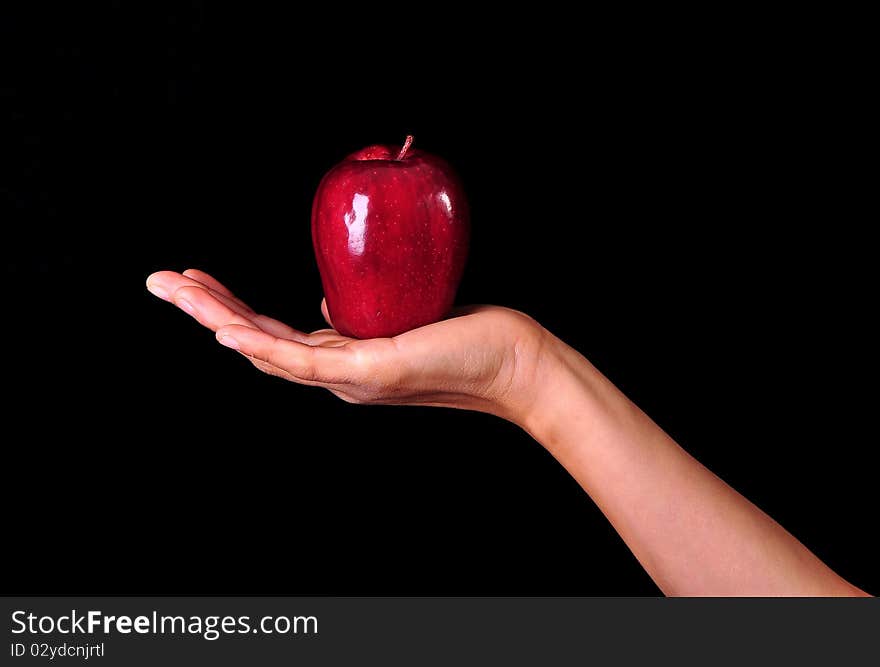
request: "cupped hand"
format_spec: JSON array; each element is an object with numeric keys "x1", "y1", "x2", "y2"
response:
[{"x1": 146, "y1": 270, "x2": 549, "y2": 421}]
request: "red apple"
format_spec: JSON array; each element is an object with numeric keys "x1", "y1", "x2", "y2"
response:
[{"x1": 311, "y1": 136, "x2": 470, "y2": 338}]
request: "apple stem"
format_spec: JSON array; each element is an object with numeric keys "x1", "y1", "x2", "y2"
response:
[{"x1": 396, "y1": 135, "x2": 414, "y2": 160}]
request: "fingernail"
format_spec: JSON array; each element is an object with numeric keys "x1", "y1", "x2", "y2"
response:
[
  {"x1": 146, "y1": 283, "x2": 170, "y2": 301},
  {"x1": 176, "y1": 298, "x2": 196, "y2": 317},
  {"x1": 217, "y1": 335, "x2": 240, "y2": 350}
]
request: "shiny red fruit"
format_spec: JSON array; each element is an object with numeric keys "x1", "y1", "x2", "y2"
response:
[{"x1": 311, "y1": 136, "x2": 470, "y2": 338}]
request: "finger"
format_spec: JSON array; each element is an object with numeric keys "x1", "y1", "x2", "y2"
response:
[
  {"x1": 181, "y1": 268, "x2": 237, "y2": 297},
  {"x1": 184, "y1": 278, "x2": 309, "y2": 341},
  {"x1": 250, "y1": 313, "x2": 314, "y2": 342},
  {"x1": 173, "y1": 286, "x2": 258, "y2": 333},
  {"x1": 245, "y1": 356, "x2": 300, "y2": 382},
  {"x1": 148, "y1": 270, "x2": 254, "y2": 313},
  {"x1": 215, "y1": 324, "x2": 358, "y2": 384},
  {"x1": 150, "y1": 271, "x2": 310, "y2": 341},
  {"x1": 175, "y1": 286, "x2": 329, "y2": 345},
  {"x1": 243, "y1": 353, "x2": 345, "y2": 387},
  {"x1": 171, "y1": 279, "x2": 259, "y2": 324},
  {"x1": 145, "y1": 271, "x2": 176, "y2": 302},
  {"x1": 321, "y1": 298, "x2": 334, "y2": 328},
  {"x1": 190, "y1": 284, "x2": 304, "y2": 338},
  {"x1": 181, "y1": 268, "x2": 253, "y2": 312},
  {"x1": 308, "y1": 327, "x2": 347, "y2": 342},
  {"x1": 306, "y1": 333, "x2": 351, "y2": 348}
]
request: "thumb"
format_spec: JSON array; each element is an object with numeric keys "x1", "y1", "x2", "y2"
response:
[{"x1": 321, "y1": 298, "x2": 334, "y2": 328}]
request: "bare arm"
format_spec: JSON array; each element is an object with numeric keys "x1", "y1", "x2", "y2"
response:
[
  {"x1": 147, "y1": 269, "x2": 869, "y2": 596},
  {"x1": 520, "y1": 335, "x2": 868, "y2": 596}
]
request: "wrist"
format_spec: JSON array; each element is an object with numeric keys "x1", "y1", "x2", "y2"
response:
[{"x1": 511, "y1": 330, "x2": 604, "y2": 449}]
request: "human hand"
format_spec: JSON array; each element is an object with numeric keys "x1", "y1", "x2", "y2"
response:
[
  {"x1": 145, "y1": 271, "x2": 872, "y2": 598},
  {"x1": 146, "y1": 270, "x2": 550, "y2": 422}
]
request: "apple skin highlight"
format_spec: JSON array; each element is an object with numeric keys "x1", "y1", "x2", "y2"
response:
[{"x1": 311, "y1": 136, "x2": 470, "y2": 339}]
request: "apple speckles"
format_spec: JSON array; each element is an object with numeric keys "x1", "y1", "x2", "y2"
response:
[{"x1": 312, "y1": 146, "x2": 469, "y2": 338}]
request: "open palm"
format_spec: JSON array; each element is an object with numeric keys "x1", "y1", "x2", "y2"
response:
[{"x1": 146, "y1": 270, "x2": 547, "y2": 420}]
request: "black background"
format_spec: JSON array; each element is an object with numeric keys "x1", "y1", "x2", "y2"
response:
[{"x1": 2, "y1": 6, "x2": 875, "y2": 595}]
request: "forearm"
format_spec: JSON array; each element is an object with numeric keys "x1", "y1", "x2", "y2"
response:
[{"x1": 518, "y1": 333, "x2": 867, "y2": 596}]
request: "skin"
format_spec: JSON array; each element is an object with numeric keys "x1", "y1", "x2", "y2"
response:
[{"x1": 147, "y1": 269, "x2": 869, "y2": 596}]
